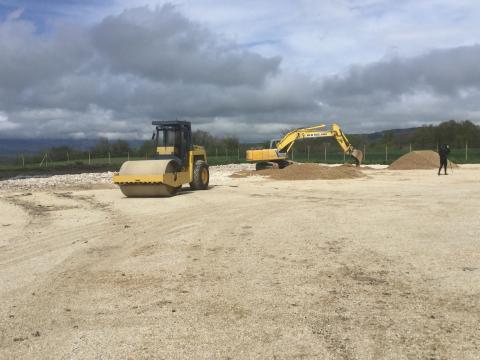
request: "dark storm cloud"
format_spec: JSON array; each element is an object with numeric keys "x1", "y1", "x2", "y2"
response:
[
  {"x1": 313, "y1": 45, "x2": 480, "y2": 132},
  {"x1": 92, "y1": 5, "x2": 281, "y2": 86},
  {"x1": 0, "y1": 5, "x2": 296, "y2": 138},
  {"x1": 0, "y1": 20, "x2": 89, "y2": 96},
  {"x1": 0, "y1": 4, "x2": 479, "y2": 140},
  {"x1": 321, "y1": 45, "x2": 480, "y2": 100}
]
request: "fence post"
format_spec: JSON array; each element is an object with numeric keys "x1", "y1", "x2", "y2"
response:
[
  {"x1": 343, "y1": 152, "x2": 346, "y2": 163},
  {"x1": 226, "y1": 149, "x2": 228, "y2": 162},
  {"x1": 292, "y1": 149, "x2": 294, "y2": 161},
  {"x1": 237, "y1": 148, "x2": 240, "y2": 161},
  {"x1": 108, "y1": 152, "x2": 111, "y2": 164},
  {"x1": 307, "y1": 145, "x2": 310, "y2": 161},
  {"x1": 466, "y1": 141, "x2": 468, "y2": 161},
  {"x1": 409, "y1": 143, "x2": 412, "y2": 153},
  {"x1": 215, "y1": 148, "x2": 218, "y2": 160},
  {"x1": 385, "y1": 144, "x2": 388, "y2": 162},
  {"x1": 363, "y1": 144, "x2": 366, "y2": 161},
  {"x1": 324, "y1": 145, "x2": 327, "y2": 162},
  {"x1": 22, "y1": 154, "x2": 25, "y2": 168},
  {"x1": 127, "y1": 152, "x2": 130, "y2": 161}
]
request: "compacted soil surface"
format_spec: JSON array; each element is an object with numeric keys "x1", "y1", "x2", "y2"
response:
[{"x1": 0, "y1": 164, "x2": 479, "y2": 359}]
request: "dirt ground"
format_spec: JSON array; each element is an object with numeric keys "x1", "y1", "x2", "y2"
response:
[{"x1": 1, "y1": 164, "x2": 479, "y2": 359}]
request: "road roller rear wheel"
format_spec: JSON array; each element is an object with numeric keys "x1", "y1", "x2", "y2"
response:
[{"x1": 190, "y1": 160, "x2": 209, "y2": 190}]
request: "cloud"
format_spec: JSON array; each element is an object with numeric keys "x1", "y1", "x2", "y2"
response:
[
  {"x1": 0, "y1": 111, "x2": 18, "y2": 130},
  {"x1": 6, "y1": 7, "x2": 24, "y2": 21},
  {"x1": 0, "y1": 4, "x2": 321, "y2": 140},
  {"x1": 0, "y1": 14, "x2": 90, "y2": 97},
  {"x1": 92, "y1": 5, "x2": 281, "y2": 86},
  {"x1": 321, "y1": 45, "x2": 480, "y2": 98},
  {"x1": 0, "y1": 2, "x2": 479, "y2": 142},
  {"x1": 316, "y1": 45, "x2": 480, "y2": 132}
]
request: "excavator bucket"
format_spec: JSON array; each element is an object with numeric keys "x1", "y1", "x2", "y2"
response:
[
  {"x1": 351, "y1": 149, "x2": 363, "y2": 166},
  {"x1": 113, "y1": 160, "x2": 183, "y2": 197}
]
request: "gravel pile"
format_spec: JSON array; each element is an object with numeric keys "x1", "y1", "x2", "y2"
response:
[
  {"x1": 209, "y1": 163, "x2": 255, "y2": 184},
  {"x1": 231, "y1": 163, "x2": 365, "y2": 180},
  {"x1": 0, "y1": 164, "x2": 256, "y2": 192},
  {"x1": 0, "y1": 172, "x2": 116, "y2": 192},
  {"x1": 389, "y1": 150, "x2": 457, "y2": 170}
]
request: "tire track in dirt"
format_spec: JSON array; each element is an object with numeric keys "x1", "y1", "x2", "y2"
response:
[
  {"x1": 3, "y1": 177, "x2": 479, "y2": 359},
  {"x1": 2, "y1": 192, "x2": 282, "y2": 355},
  {"x1": 1, "y1": 192, "x2": 79, "y2": 223},
  {"x1": 0, "y1": 191, "x2": 118, "y2": 267},
  {"x1": 1, "y1": 189, "x2": 135, "y2": 353},
  {"x1": 2, "y1": 207, "x2": 188, "y2": 351},
  {"x1": 306, "y1": 242, "x2": 480, "y2": 360}
]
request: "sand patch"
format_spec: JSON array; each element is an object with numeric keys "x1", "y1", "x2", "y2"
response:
[{"x1": 389, "y1": 150, "x2": 457, "y2": 170}]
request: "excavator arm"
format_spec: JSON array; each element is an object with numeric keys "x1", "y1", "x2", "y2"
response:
[{"x1": 273, "y1": 123, "x2": 363, "y2": 166}]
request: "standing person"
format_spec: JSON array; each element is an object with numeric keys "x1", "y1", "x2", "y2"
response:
[{"x1": 438, "y1": 144, "x2": 450, "y2": 175}]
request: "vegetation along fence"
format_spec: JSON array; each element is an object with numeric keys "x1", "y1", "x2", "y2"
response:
[{"x1": 1, "y1": 144, "x2": 479, "y2": 173}]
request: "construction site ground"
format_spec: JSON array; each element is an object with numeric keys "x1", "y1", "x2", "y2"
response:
[{"x1": 1, "y1": 164, "x2": 479, "y2": 359}]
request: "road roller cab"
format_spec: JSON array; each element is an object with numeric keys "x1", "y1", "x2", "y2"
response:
[{"x1": 112, "y1": 121, "x2": 209, "y2": 197}]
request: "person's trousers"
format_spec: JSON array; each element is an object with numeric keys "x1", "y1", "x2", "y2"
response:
[{"x1": 439, "y1": 156, "x2": 448, "y2": 174}]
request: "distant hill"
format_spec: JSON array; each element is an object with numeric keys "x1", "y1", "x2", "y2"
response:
[
  {"x1": 1, "y1": 120, "x2": 477, "y2": 157},
  {"x1": 0, "y1": 128, "x2": 419, "y2": 156},
  {"x1": 0, "y1": 139, "x2": 145, "y2": 156},
  {"x1": 360, "y1": 127, "x2": 418, "y2": 142}
]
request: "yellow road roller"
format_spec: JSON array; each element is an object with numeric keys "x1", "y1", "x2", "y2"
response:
[{"x1": 113, "y1": 121, "x2": 209, "y2": 197}]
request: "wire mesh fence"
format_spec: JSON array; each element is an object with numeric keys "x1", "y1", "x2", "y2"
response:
[{"x1": 0, "y1": 144, "x2": 479, "y2": 171}]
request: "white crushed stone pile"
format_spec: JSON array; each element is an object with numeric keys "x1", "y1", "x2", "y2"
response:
[
  {"x1": 0, "y1": 164, "x2": 256, "y2": 192},
  {"x1": 209, "y1": 163, "x2": 255, "y2": 185},
  {"x1": 0, "y1": 172, "x2": 115, "y2": 192}
]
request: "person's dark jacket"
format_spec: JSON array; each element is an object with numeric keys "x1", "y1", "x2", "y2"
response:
[{"x1": 439, "y1": 145, "x2": 450, "y2": 158}]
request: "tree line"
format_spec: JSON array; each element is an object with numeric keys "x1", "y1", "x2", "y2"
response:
[
  {"x1": 38, "y1": 131, "x2": 243, "y2": 162},
  {"x1": 370, "y1": 120, "x2": 480, "y2": 150},
  {"x1": 20, "y1": 120, "x2": 480, "y2": 162},
  {"x1": 300, "y1": 120, "x2": 480, "y2": 153},
  {"x1": 409, "y1": 120, "x2": 480, "y2": 148}
]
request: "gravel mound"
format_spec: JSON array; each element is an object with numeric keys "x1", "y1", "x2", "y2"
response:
[
  {"x1": 389, "y1": 150, "x2": 457, "y2": 170},
  {"x1": 0, "y1": 172, "x2": 116, "y2": 192},
  {"x1": 231, "y1": 163, "x2": 365, "y2": 180},
  {"x1": 0, "y1": 164, "x2": 256, "y2": 192}
]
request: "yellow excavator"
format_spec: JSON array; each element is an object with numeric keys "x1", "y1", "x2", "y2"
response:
[
  {"x1": 112, "y1": 121, "x2": 209, "y2": 197},
  {"x1": 246, "y1": 123, "x2": 363, "y2": 170}
]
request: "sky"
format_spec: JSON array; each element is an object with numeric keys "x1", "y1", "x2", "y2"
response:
[{"x1": 1, "y1": 0, "x2": 480, "y2": 141}]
